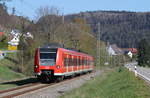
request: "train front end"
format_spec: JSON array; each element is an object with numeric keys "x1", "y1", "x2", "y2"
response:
[{"x1": 34, "y1": 48, "x2": 58, "y2": 81}]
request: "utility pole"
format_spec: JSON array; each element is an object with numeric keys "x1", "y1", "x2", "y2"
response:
[
  {"x1": 12, "y1": 7, "x2": 15, "y2": 15},
  {"x1": 96, "y1": 23, "x2": 101, "y2": 66},
  {"x1": 21, "y1": 17, "x2": 25, "y2": 73},
  {"x1": 71, "y1": 39, "x2": 79, "y2": 49},
  {"x1": 62, "y1": 7, "x2": 64, "y2": 24}
]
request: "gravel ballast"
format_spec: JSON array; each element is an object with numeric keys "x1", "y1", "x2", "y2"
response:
[{"x1": 15, "y1": 70, "x2": 102, "y2": 98}]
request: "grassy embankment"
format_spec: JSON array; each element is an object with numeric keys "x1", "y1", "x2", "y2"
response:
[
  {"x1": 0, "y1": 53, "x2": 25, "y2": 90},
  {"x1": 61, "y1": 67, "x2": 150, "y2": 98}
]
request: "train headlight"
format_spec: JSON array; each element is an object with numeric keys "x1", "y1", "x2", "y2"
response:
[
  {"x1": 35, "y1": 65, "x2": 38, "y2": 68},
  {"x1": 56, "y1": 65, "x2": 60, "y2": 69}
]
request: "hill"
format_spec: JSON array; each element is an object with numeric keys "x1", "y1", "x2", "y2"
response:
[
  {"x1": 66, "y1": 11, "x2": 150, "y2": 48},
  {"x1": 0, "y1": 3, "x2": 32, "y2": 33}
]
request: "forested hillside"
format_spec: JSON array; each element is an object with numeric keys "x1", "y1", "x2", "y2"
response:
[{"x1": 66, "y1": 11, "x2": 150, "y2": 48}]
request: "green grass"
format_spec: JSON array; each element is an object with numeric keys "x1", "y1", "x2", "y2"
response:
[
  {"x1": 61, "y1": 67, "x2": 150, "y2": 98},
  {"x1": 0, "y1": 83, "x2": 17, "y2": 90},
  {"x1": 0, "y1": 42, "x2": 8, "y2": 50},
  {"x1": 0, "y1": 65, "x2": 25, "y2": 82},
  {"x1": 0, "y1": 65, "x2": 25, "y2": 90},
  {"x1": 0, "y1": 53, "x2": 18, "y2": 66},
  {"x1": 0, "y1": 53, "x2": 26, "y2": 90},
  {"x1": 0, "y1": 53, "x2": 25, "y2": 82}
]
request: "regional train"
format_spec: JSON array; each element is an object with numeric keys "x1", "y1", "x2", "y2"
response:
[{"x1": 34, "y1": 45, "x2": 94, "y2": 82}]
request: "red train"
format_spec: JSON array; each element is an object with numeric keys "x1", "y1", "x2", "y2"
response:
[{"x1": 34, "y1": 46, "x2": 94, "y2": 82}]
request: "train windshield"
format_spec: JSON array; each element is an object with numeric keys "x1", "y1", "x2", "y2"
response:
[
  {"x1": 40, "y1": 48, "x2": 57, "y2": 66},
  {"x1": 40, "y1": 53, "x2": 56, "y2": 60}
]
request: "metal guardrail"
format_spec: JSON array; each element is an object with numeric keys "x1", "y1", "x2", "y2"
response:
[
  {"x1": 137, "y1": 72, "x2": 150, "y2": 82},
  {"x1": 125, "y1": 65, "x2": 150, "y2": 82}
]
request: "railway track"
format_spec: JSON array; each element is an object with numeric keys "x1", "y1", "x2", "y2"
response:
[
  {"x1": 0, "y1": 72, "x2": 94, "y2": 98},
  {"x1": 0, "y1": 83, "x2": 39, "y2": 94}
]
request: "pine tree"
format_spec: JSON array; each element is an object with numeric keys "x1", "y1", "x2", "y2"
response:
[{"x1": 137, "y1": 39, "x2": 150, "y2": 67}]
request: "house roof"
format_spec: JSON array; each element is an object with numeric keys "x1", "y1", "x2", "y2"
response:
[
  {"x1": 128, "y1": 48, "x2": 138, "y2": 54},
  {"x1": 0, "y1": 32, "x2": 4, "y2": 37},
  {"x1": 110, "y1": 44, "x2": 124, "y2": 55},
  {"x1": 121, "y1": 48, "x2": 138, "y2": 54}
]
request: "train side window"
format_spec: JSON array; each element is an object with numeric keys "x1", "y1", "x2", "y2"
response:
[
  {"x1": 82, "y1": 59, "x2": 84, "y2": 65},
  {"x1": 64, "y1": 58, "x2": 66, "y2": 66},
  {"x1": 86, "y1": 60, "x2": 87, "y2": 66},
  {"x1": 90, "y1": 60, "x2": 92, "y2": 66},
  {"x1": 78, "y1": 58, "x2": 80, "y2": 66},
  {"x1": 84, "y1": 58, "x2": 87, "y2": 66},
  {"x1": 73, "y1": 58, "x2": 75, "y2": 66},
  {"x1": 91, "y1": 60, "x2": 93, "y2": 66},
  {"x1": 75, "y1": 58, "x2": 77, "y2": 66},
  {"x1": 86, "y1": 60, "x2": 88, "y2": 66},
  {"x1": 71, "y1": 58, "x2": 74, "y2": 66},
  {"x1": 86, "y1": 59, "x2": 87, "y2": 66},
  {"x1": 66, "y1": 58, "x2": 69, "y2": 66},
  {"x1": 79, "y1": 58, "x2": 81, "y2": 66},
  {"x1": 87, "y1": 60, "x2": 89, "y2": 65},
  {"x1": 69, "y1": 58, "x2": 71, "y2": 66},
  {"x1": 64, "y1": 58, "x2": 67, "y2": 66},
  {"x1": 80, "y1": 58, "x2": 81, "y2": 66},
  {"x1": 92, "y1": 61, "x2": 94, "y2": 65},
  {"x1": 72, "y1": 58, "x2": 74, "y2": 66},
  {"x1": 72, "y1": 58, "x2": 73, "y2": 66},
  {"x1": 80, "y1": 58, "x2": 83, "y2": 65},
  {"x1": 77, "y1": 58, "x2": 79, "y2": 66},
  {"x1": 82, "y1": 59, "x2": 83, "y2": 65}
]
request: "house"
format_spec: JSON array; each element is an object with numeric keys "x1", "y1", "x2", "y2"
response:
[
  {"x1": 122, "y1": 48, "x2": 138, "y2": 55},
  {"x1": 128, "y1": 48, "x2": 138, "y2": 55},
  {"x1": 8, "y1": 30, "x2": 21, "y2": 50},
  {"x1": 8, "y1": 30, "x2": 34, "y2": 50},
  {"x1": 0, "y1": 25, "x2": 6, "y2": 36},
  {"x1": 127, "y1": 51, "x2": 133, "y2": 58},
  {"x1": 107, "y1": 44, "x2": 124, "y2": 56},
  {"x1": 121, "y1": 48, "x2": 138, "y2": 58},
  {"x1": 23, "y1": 32, "x2": 33, "y2": 39},
  {"x1": 8, "y1": 30, "x2": 20, "y2": 46},
  {"x1": 10, "y1": 29, "x2": 21, "y2": 38},
  {"x1": 8, "y1": 36, "x2": 19, "y2": 46},
  {"x1": 107, "y1": 45, "x2": 116, "y2": 56},
  {"x1": 0, "y1": 32, "x2": 4, "y2": 37}
]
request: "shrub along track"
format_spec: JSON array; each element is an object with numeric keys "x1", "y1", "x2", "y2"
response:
[{"x1": 0, "y1": 72, "x2": 94, "y2": 98}]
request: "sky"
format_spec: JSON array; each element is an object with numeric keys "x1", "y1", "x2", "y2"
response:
[{"x1": 5, "y1": 0, "x2": 150, "y2": 20}]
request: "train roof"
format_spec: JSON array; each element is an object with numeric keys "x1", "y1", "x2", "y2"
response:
[
  {"x1": 38, "y1": 47, "x2": 93, "y2": 58},
  {"x1": 41, "y1": 43, "x2": 64, "y2": 48},
  {"x1": 39, "y1": 43, "x2": 93, "y2": 58},
  {"x1": 59, "y1": 48, "x2": 93, "y2": 58}
]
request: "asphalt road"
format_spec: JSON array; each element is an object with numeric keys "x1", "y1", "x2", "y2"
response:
[
  {"x1": 0, "y1": 50, "x2": 17, "y2": 59},
  {"x1": 125, "y1": 62, "x2": 150, "y2": 81},
  {"x1": 2, "y1": 50, "x2": 17, "y2": 53}
]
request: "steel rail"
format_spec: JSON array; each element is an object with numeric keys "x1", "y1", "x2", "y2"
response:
[{"x1": 1, "y1": 72, "x2": 94, "y2": 98}]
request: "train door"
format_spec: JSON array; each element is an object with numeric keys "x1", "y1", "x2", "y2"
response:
[
  {"x1": 73, "y1": 56, "x2": 77, "y2": 71},
  {"x1": 63, "y1": 54, "x2": 68, "y2": 73},
  {"x1": 68, "y1": 55, "x2": 72, "y2": 72},
  {"x1": 84, "y1": 57, "x2": 87, "y2": 70}
]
